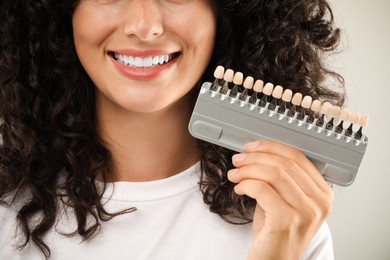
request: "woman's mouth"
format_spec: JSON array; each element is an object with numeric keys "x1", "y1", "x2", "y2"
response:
[
  {"x1": 108, "y1": 51, "x2": 181, "y2": 80},
  {"x1": 109, "y1": 51, "x2": 180, "y2": 68}
]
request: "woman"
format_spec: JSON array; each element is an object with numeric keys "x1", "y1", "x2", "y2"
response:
[{"x1": 0, "y1": 0, "x2": 343, "y2": 259}]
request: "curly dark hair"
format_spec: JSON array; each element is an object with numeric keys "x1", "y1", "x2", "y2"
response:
[{"x1": 0, "y1": 0, "x2": 344, "y2": 258}]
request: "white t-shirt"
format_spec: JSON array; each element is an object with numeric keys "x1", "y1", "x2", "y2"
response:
[{"x1": 0, "y1": 163, "x2": 334, "y2": 259}]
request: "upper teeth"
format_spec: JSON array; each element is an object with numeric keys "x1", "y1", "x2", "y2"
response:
[{"x1": 114, "y1": 53, "x2": 172, "y2": 68}]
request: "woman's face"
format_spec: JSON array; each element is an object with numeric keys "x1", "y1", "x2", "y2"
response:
[{"x1": 72, "y1": 0, "x2": 216, "y2": 113}]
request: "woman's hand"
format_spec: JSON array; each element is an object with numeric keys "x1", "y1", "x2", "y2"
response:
[{"x1": 227, "y1": 140, "x2": 334, "y2": 260}]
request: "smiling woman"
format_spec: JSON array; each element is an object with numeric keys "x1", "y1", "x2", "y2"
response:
[{"x1": 1, "y1": 0, "x2": 343, "y2": 259}]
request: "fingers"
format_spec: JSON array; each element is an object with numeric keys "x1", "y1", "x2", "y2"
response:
[
  {"x1": 234, "y1": 179, "x2": 293, "y2": 217},
  {"x1": 229, "y1": 164, "x2": 308, "y2": 209},
  {"x1": 242, "y1": 140, "x2": 332, "y2": 194},
  {"x1": 228, "y1": 139, "x2": 334, "y2": 217},
  {"x1": 230, "y1": 163, "x2": 333, "y2": 219},
  {"x1": 234, "y1": 177, "x2": 332, "y2": 236},
  {"x1": 230, "y1": 152, "x2": 322, "y2": 198}
]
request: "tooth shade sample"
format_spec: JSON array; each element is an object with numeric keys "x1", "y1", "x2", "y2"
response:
[
  {"x1": 359, "y1": 115, "x2": 369, "y2": 127},
  {"x1": 340, "y1": 108, "x2": 351, "y2": 122},
  {"x1": 243, "y1": 76, "x2": 254, "y2": 89},
  {"x1": 320, "y1": 102, "x2": 331, "y2": 115},
  {"x1": 310, "y1": 100, "x2": 321, "y2": 113},
  {"x1": 282, "y1": 89, "x2": 293, "y2": 102},
  {"x1": 330, "y1": 106, "x2": 341, "y2": 119},
  {"x1": 233, "y1": 72, "x2": 244, "y2": 85},
  {"x1": 350, "y1": 112, "x2": 360, "y2": 125},
  {"x1": 214, "y1": 66, "x2": 225, "y2": 79},
  {"x1": 272, "y1": 85, "x2": 283, "y2": 99},
  {"x1": 301, "y1": 95, "x2": 313, "y2": 109},
  {"x1": 253, "y1": 80, "x2": 264, "y2": 93},
  {"x1": 223, "y1": 69, "x2": 234, "y2": 82},
  {"x1": 263, "y1": 83, "x2": 274, "y2": 96},
  {"x1": 291, "y1": 93, "x2": 303, "y2": 106}
]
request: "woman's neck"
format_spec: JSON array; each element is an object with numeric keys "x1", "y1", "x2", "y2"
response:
[{"x1": 96, "y1": 92, "x2": 200, "y2": 182}]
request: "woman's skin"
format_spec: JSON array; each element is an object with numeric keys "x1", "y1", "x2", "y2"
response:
[{"x1": 72, "y1": 0, "x2": 333, "y2": 258}]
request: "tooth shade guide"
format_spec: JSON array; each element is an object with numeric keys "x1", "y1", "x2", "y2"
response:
[
  {"x1": 208, "y1": 67, "x2": 369, "y2": 136},
  {"x1": 206, "y1": 67, "x2": 370, "y2": 144},
  {"x1": 191, "y1": 77, "x2": 369, "y2": 187},
  {"x1": 207, "y1": 66, "x2": 370, "y2": 132}
]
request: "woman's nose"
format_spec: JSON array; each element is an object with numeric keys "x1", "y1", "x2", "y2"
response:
[{"x1": 122, "y1": 0, "x2": 164, "y2": 41}]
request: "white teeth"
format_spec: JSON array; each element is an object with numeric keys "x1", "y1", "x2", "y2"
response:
[
  {"x1": 158, "y1": 55, "x2": 164, "y2": 64},
  {"x1": 152, "y1": 56, "x2": 159, "y2": 65},
  {"x1": 134, "y1": 57, "x2": 143, "y2": 67},
  {"x1": 129, "y1": 56, "x2": 134, "y2": 64},
  {"x1": 114, "y1": 53, "x2": 173, "y2": 68},
  {"x1": 144, "y1": 57, "x2": 153, "y2": 67}
]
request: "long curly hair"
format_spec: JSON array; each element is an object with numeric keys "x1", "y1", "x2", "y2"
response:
[{"x1": 0, "y1": 0, "x2": 344, "y2": 258}]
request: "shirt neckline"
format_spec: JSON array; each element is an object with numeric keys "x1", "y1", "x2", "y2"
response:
[{"x1": 98, "y1": 162, "x2": 201, "y2": 202}]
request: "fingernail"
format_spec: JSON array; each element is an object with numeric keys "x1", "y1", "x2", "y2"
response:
[
  {"x1": 233, "y1": 153, "x2": 246, "y2": 162},
  {"x1": 228, "y1": 168, "x2": 239, "y2": 177},
  {"x1": 245, "y1": 141, "x2": 260, "y2": 150},
  {"x1": 234, "y1": 185, "x2": 243, "y2": 195}
]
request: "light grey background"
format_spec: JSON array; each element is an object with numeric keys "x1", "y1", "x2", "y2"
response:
[{"x1": 327, "y1": 1, "x2": 390, "y2": 259}]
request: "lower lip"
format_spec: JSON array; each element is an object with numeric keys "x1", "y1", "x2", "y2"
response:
[{"x1": 110, "y1": 55, "x2": 177, "y2": 80}]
